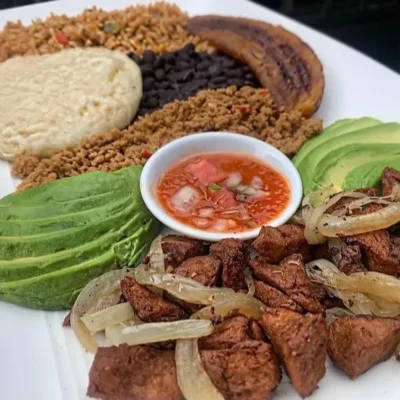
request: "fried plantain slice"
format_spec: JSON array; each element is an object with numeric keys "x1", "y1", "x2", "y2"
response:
[{"x1": 187, "y1": 16, "x2": 324, "y2": 117}]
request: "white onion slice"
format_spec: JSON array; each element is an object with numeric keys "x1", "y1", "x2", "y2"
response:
[
  {"x1": 134, "y1": 270, "x2": 235, "y2": 305},
  {"x1": 302, "y1": 186, "x2": 342, "y2": 208},
  {"x1": 305, "y1": 259, "x2": 400, "y2": 317},
  {"x1": 317, "y1": 202, "x2": 400, "y2": 237},
  {"x1": 170, "y1": 186, "x2": 200, "y2": 214},
  {"x1": 251, "y1": 176, "x2": 263, "y2": 190},
  {"x1": 198, "y1": 207, "x2": 214, "y2": 217},
  {"x1": 192, "y1": 293, "x2": 266, "y2": 320},
  {"x1": 335, "y1": 271, "x2": 400, "y2": 303},
  {"x1": 193, "y1": 217, "x2": 211, "y2": 228},
  {"x1": 302, "y1": 191, "x2": 368, "y2": 244},
  {"x1": 106, "y1": 319, "x2": 213, "y2": 346},
  {"x1": 303, "y1": 203, "x2": 327, "y2": 245},
  {"x1": 245, "y1": 268, "x2": 255, "y2": 296},
  {"x1": 226, "y1": 172, "x2": 242, "y2": 188},
  {"x1": 289, "y1": 209, "x2": 305, "y2": 225},
  {"x1": 333, "y1": 197, "x2": 390, "y2": 216},
  {"x1": 212, "y1": 219, "x2": 228, "y2": 232},
  {"x1": 149, "y1": 235, "x2": 165, "y2": 274},
  {"x1": 176, "y1": 338, "x2": 224, "y2": 400},
  {"x1": 71, "y1": 269, "x2": 124, "y2": 352},
  {"x1": 81, "y1": 302, "x2": 135, "y2": 334}
]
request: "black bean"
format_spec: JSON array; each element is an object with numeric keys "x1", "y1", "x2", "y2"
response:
[
  {"x1": 208, "y1": 64, "x2": 222, "y2": 77},
  {"x1": 138, "y1": 108, "x2": 150, "y2": 116},
  {"x1": 153, "y1": 57, "x2": 165, "y2": 69},
  {"x1": 181, "y1": 79, "x2": 208, "y2": 92},
  {"x1": 208, "y1": 82, "x2": 225, "y2": 89},
  {"x1": 211, "y1": 76, "x2": 227, "y2": 84},
  {"x1": 164, "y1": 63, "x2": 174, "y2": 73},
  {"x1": 176, "y1": 61, "x2": 191, "y2": 70},
  {"x1": 168, "y1": 71, "x2": 183, "y2": 82},
  {"x1": 143, "y1": 77, "x2": 156, "y2": 91},
  {"x1": 195, "y1": 71, "x2": 210, "y2": 79},
  {"x1": 159, "y1": 81, "x2": 172, "y2": 89},
  {"x1": 143, "y1": 50, "x2": 156, "y2": 64},
  {"x1": 141, "y1": 64, "x2": 154, "y2": 77},
  {"x1": 161, "y1": 52, "x2": 175, "y2": 63},
  {"x1": 178, "y1": 49, "x2": 190, "y2": 61},
  {"x1": 225, "y1": 69, "x2": 243, "y2": 78},
  {"x1": 244, "y1": 80, "x2": 255, "y2": 86},
  {"x1": 169, "y1": 70, "x2": 195, "y2": 82},
  {"x1": 196, "y1": 61, "x2": 211, "y2": 71},
  {"x1": 181, "y1": 43, "x2": 195, "y2": 54},
  {"x1": 135, "y1": 45, "x2": 257, "y2": 119},
  {"x1": 222, "y1": 59, "x2": 236, "y2": 68},
  {"x1": 159, "y1": 90, "x2": 180, "y2": 102},
  {"x1": 128, "y1": 52, "x2": 141, "y2": 64},
  {"x1": 155, "y1": 69, "x2": 166, "y2": 81},
  {"x1": 147, "y1": 97, "x2": 159, "y2": 108},
  {"x1": 226, "y1": 78, "x2": 242, "y2": 86}
]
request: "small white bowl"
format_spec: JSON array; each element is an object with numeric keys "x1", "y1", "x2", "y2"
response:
[{"x1": 140, "y1": 132, "x2": 302, "y2": 242}]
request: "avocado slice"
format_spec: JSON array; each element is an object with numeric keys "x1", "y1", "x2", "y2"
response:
[
  {"x1": 0, "y1": 219, "x2": 159, "y2": 310},
  {"x1": 0, "y1": 195, "x2": 133, "y2": 236},
  {"x1": 299, "y1": 122, "x2": 400, "y2": 194},
  {"x1": 0, "y1": 166, "x2": 160, "y2": 309},
  {"x1": 321, "y1": 118, "x2": 355, "y2": 135},
  {"x1": 343, "y1": 157, "x2": 400, "y2": 191},
  {"x1": 0, "y1": 212, "x2": 153, "y2": 281},
  {"x1": 311, "y1": 143, "x2": 400, "y2": 192},
  {"x1": 0, "y1": 170, "x2": 129, "y2": 206},
  {"x1": 0, "y1": 198, "x2": 144, "y2": 259},
  {"x1": 0, "y1": 190, "x2": 123, "y2": 220},
  {"x1": 293, "y1": 117, "x2": 381, "y2": 168}
]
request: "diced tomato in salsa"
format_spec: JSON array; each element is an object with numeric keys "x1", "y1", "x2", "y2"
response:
[
  {"x1": 157, "y1": 153, "x2": 290, "y2": 233},
  {"x1": 185, "y1": 160, "x2": 226, "y2": 186},
  {"x1": 210, "y1": 187, "x2": 238, "y2": 209}
]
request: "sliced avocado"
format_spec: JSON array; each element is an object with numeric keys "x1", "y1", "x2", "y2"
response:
[
  {"x1": 0, "y1": 190, "x2": 123, "y2": 221},
  {"x1": 321, "y1": 118, "x2": 355, "y2": 135},
  {"x1": 311, "y1": 144, "x2": 400, "y2": 192},
  {"x1": 0, "y1": 169, "x2": 129, "y2": 206},
  {"x1": 300, "y1": 123, "x2": 400, "y2": 194},
  {"x1": 0, "y1": 195, "x2": 133, "y2": 236},
  {"x1": 293, "y1": 117, "x2": 381, "y2": 167},
  {"x1": 0, "y1": 219, "x2": 159, "y2": 310},
  {"x1": 0, "y1": 213, "x2": 156, "y2": 281},
  {"x1": 0, "y1": 166, "x2": 160, "y2": 309},
  {"x1": 0, "y1": 199, "x2": 148, "y2": 260},
  {"x1": 343, "y1": 157, "x2": 400, "y2": 191}
]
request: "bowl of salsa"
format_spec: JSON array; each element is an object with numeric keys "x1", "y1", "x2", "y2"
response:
[{"x1": 140, "y1": 132, "x2": 302, "y2": 241}]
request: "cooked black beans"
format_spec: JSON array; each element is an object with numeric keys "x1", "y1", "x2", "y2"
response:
[{"x1": 128, "y1": 43, "x2": 260, "y2": 117}]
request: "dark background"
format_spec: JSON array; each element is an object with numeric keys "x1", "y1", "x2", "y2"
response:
[{"x1": 1, "y1": 0, "x2": 399, "y2": 72}]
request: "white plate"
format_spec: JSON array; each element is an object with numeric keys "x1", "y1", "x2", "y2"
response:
[{"x1": 0, "y1": 1, "x2": 399, "y2": 399}]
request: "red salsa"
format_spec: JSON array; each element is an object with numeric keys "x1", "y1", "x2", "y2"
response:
[{"x1": 157, "y1": 152, "x2": 290, "y2": 233}]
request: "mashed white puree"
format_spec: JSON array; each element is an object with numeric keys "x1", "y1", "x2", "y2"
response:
[{"x1": 0, "y1": 47, "x2": 142, "y2": 160}]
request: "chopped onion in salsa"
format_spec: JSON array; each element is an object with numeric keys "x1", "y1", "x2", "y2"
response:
[{"x1": 157, "y1": 152, "x2": 290, "y2": 233}]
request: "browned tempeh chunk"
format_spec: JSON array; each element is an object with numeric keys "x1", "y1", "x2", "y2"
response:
[
  {"x1": 327, "y1": 316, "x2": 400, "y2": 379},
  {"x1": 252, "y1": 224, "x2": 311, "y2": 263},
  {"x1": 121, "y1": 276, "x2": 187, "y2": 322},
  {"x1": 260, "y1": 307, "x2": 327, "y2": 397},
  {"x1": 250, "y1": 254, "x2": 323, "y2": 313},
  {"x1": 210, "y1": 238, "x2": 248, "y2": 292},
  {"x1": 161, "y1": 234, "x2": 204, "y2": 268}
]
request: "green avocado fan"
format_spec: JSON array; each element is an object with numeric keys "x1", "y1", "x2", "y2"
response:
[{"x1": 0, "y1": 166, "x2": 160, "y2": 310}]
